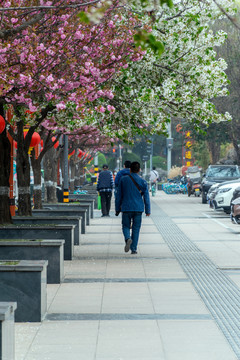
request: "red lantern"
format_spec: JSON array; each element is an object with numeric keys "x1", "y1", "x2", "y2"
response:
[
  {"x1": 13, "y1": 140, "x2": 18, "y2": 149},
  {"x1": 40, "y1": 139, "x2": 43, "y2": 147},
  {"x1": 30, "y1": 132, "x2": 41, "y2": 147},
  {"x1": 0, "y1": 115, "x2": 6, "y2": 134},
  {"x1": 51, "y1": 137, "x2": 59, "y2": 149}
]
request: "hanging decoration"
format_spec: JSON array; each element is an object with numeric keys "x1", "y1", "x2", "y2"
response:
[
  {"x1": 184, "y1": 131, "x2": 193, "y2": 167},
  {"x1": 52, "y1": 137, "x2": 59, "y2": 149},
  {"x1": 0, "y1": 115, "x2": 6, "y2": 134},
  {"x1": 30, "y1": 132, "x2": 41, "y2": 147},
  {"x1": 68, "y1": 149, "x2": 75, "y2": 159}
]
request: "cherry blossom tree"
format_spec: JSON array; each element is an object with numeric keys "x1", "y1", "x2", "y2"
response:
[{"x1": 0, "y1": 0, "x2": 144, "y2": 219}]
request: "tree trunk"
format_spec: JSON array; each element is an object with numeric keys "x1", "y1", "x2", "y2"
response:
[
  {"x1": 43, "y1": 147, "x2": 58, "y2": 203},
  {"x1": 75, "y1": 162, "x2": 85, "y2": 186},
  {"x1": 30, "y1": 150, "x2": 42, "y2": 209},
  {"x1": 16, "y1": 121, "x2": 32, "y2": 216},
  {"x1": 0, "y1": 105, "x2": 11, "y2": 224},
  {"x1": 232, "y1": 138, "x2": 240, "y2": 165},
  {"x1": 207, "y1": 140, "x2": 221, "y2": 164},
  {"x1": 74, "y1": 162, "x2": 81, "y2": 188}
]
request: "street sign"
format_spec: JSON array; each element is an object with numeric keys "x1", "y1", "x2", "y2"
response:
[
  {"x1": 142, "y1": 155, "x2": 149, "y2": 161},
  {"x1": 146, "y1": 144, "x2": 152, "y2": 153}
]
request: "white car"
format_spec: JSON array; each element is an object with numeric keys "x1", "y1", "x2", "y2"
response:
[{"x1": 212, "y1": 181, "x2": 240, "y2": 213}]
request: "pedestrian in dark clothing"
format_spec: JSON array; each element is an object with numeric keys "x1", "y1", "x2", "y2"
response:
[
  {"x1": 97, "y1": 164, "x2": 114, "y2": 217},
  {"x1": 114, "y1": 160, "x2": 131, "y2": 188},
  {"x1": 115, "y1": 161, "x2": 151, "y2": 254}
]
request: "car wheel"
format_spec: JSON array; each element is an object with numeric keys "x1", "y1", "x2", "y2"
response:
[{"x1": 224, "y1": 208, "x2": 231, "y2": 214}]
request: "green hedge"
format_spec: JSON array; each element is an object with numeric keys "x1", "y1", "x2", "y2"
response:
[
  {"x1": 122, "y1": 152, "x2": 141, "y2": 165},
  {"x1": 147, "y1": 156, "x2": 167, "y2": 170}
]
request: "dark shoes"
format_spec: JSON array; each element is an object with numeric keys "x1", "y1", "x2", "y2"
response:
[
  {"x1": 131, "y1": 251, "x2": 138, "y2": 254},
  {"x1": 124, "y1": 238, "x2": 132, "y2": 253}
]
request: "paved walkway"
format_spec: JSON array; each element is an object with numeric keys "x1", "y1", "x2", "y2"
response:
[{"x1": 15, "y1": 191, "x2": 240, "y2": 360}]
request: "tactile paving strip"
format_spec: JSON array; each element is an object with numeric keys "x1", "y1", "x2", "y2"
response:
[{"x1": 151, "y1": 202, "x2": 240, "y2": 358}]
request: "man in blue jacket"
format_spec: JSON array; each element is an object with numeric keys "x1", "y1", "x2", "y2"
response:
[
  {"x1": 97, "y1": 164, "x2": 114, "y2": 217},
  {"x1": 115, "y1": 161, "x2": 150, "y2": 254},
  {"x1": 114, "y1": 160, "x2": 131, "y2": 189}
]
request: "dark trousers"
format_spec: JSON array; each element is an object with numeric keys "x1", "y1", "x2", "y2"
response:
[
  {"x1": 122, "y1": 212, "x2": 142, "y2": 252},
  {"x1": 100, "y1": 191, "x2": 112, "y2": 216}
]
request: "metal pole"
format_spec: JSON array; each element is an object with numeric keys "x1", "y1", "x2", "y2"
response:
[
  {"x1": 150, "y1": 139, "x2": 153, "y2": 171},
  {"x1": 167, "y1": 122, "x2": 172, "y2": 175},
  {"x1": 94, "y1": 154, "x2": 98, "y2": 184},
  {"x1": 119, "y1": 145, "x2": 122, "y2": 169},
  {"x1": 7, "y1": 108, "x2": 15, "y2": 216},
  {"x1": 63, "y1": 134, "x2": 69, "y2": 203}
]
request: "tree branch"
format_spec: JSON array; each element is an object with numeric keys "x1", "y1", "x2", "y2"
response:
[{"x1": 0, "y1": 1, "x2": 101, "y2": 12}]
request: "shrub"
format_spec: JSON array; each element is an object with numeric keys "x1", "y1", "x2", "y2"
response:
[
  {"x1": 98, "y1": 153, "x2": 107, "y2": 168},
  {"x1": 122, "y1": 152, "x2": 141, "y2": 166},
  {"x1": 147, "y1": 156, "x2": 167, "y2": 170}
]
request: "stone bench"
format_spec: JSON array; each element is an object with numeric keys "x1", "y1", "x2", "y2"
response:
[
  {"x1": 0, "y1": 224, "x2": 75, "y2": 260},
  {"x1": 0, "y1": 260, "x2": 47, "y2": 322},
  {"x1": 32, "y1": 209, "x2": 86, "y2": 234},
  {"x1": 0, "y1": 302, "x2": 17, "y2": 360},
  {"x1": 13, "y1": 216, "x2": 81, "y2": 245},
  {"x1": 0, "y1": 239, "x2": 64, "y2": 284},
  {"x1": 44, "y1": 203, "x2": 91, "y2": 226}
]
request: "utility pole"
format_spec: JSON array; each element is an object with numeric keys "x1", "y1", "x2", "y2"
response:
[
  {"x1": 119, "y1": 144, "x2": 122, "y2": 169},
  {"x1": 94, "y1": 154, "x2": 98, "y2": 184},
  {"x1": 63, "y1": 134, "x2": 69, "y2": 203},
  {"x1": 166, "y1": 121, "x2": 173, "y2": 175},
  {"x1": 150, "y1": 140, "x2": 153, "y2": 171}
]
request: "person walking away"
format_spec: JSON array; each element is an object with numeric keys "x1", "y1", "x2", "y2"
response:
[
  {"x1": 114, "y1": 160, "x2": 131, "y2": 201},
  {"x1": 149, "y1": 166, "x2": 159, "y2": 191},
  {"x1": 114, "y1": 160, "x2": 131, "y2": 189},
  {"x1": 115, "y1": 161, "x2": 150, "y2": 254},
  {"x1": 97, "y1": 164, "x2": 114, "y2": 217}
]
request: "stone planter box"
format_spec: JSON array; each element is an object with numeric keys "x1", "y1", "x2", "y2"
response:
[
  {"x1": 68, "y1": 199, "x2": 94, "y2": 218},
  {"x1": 32, "y1": 209, "x2": 86, "y2": 234},
  {"x1": 44, "y1": 203, "x2": 91, "y2": 226},
  {"x1": 0, "y1": 260, "x2": 47, "y2": 322},
  {"x1": 0, "y1": 239, "x2": 64, "y2": 284},
  {"x1": 13, "y1": 216, "x2": 81, "y2": 246},
  {"x1": 0, "y1": 224, "x2": 75, "y2": 260},
  {"x1": 69, "y1": 193, "x2": 98, "y2": 209},
  {"x1": 0, "y1": 302, "x2": 17, "y2": 360}
]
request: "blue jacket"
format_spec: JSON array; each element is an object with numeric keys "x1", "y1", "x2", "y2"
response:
[
  {"x1": 115, "y1": 168, "x2": 130, "y2": 187},
  {"x1": 97, "y1": 170, "x2": 114, "y2": 192},
  {"x1": 115, "y1": 173, "x2": 151, "y2": 214}
]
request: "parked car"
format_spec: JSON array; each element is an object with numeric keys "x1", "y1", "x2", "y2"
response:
[
  {"x1": 208, "y1": 183, "x2": 221, "y2": 205},
  {"x1": 201, "y1": 165, "x2": 240, "y2": 204},
  {"x1": 230, "y1": 186, "x2": 240, "y2": 224},
  {"x1": 211, "y1": 180, "x2": 240, "y2": 214},
  {"x1": 232, "y1": 186, "x2": 240, "y2": 202}
]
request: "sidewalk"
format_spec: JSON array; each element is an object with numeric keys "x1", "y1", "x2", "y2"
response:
[{"x1": 15, "y1": 192, "x2": 239, "y2": 360}]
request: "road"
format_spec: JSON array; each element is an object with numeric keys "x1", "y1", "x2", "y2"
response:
[{"x1": 153, "y1": 191, "x2": 240, "y2": 269}]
